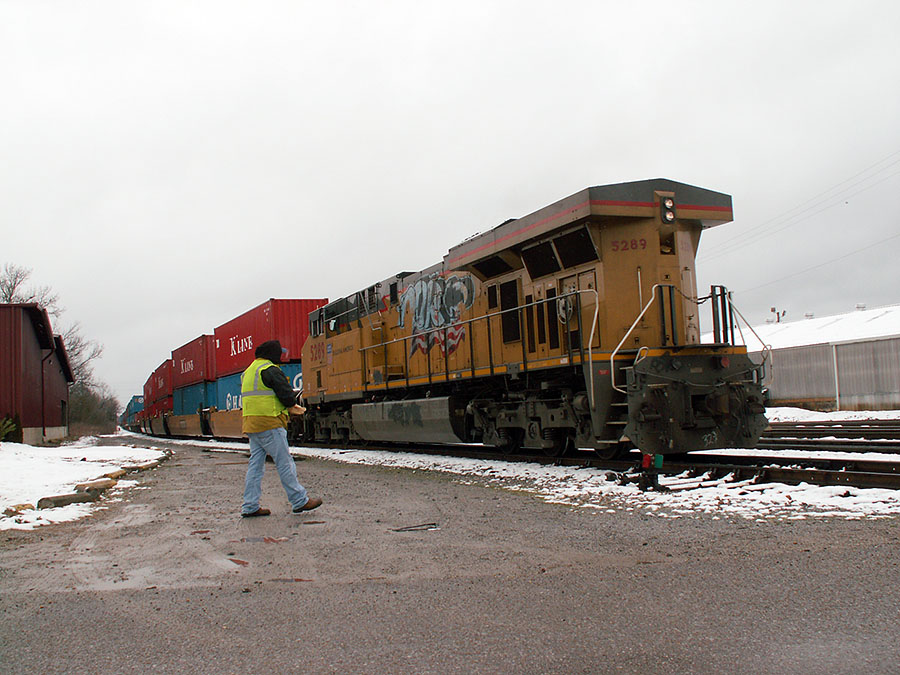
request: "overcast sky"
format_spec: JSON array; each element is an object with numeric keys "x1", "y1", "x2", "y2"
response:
[{"x1": 2, "y1": 1, "x2": 899, "y2": 406}]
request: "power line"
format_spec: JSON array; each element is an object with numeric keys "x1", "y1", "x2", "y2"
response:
[
  {"x1": 736, "y1": 228, "x2": 900, "y2": 295},
  {"x1": 701, "y1": 167, "x2": 900, "y2": 261},
  {"x1": 699, "y1": 148, "x2": 900, "y2": 261}
]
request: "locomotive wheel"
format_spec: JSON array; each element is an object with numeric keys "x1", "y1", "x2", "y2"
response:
[
  {"x1": 497, "y1": 428, "x2": 523, "y2": 455},
  {"x1": 593, "y1": 440, "x2": 634, "y2": 461},
  {"x1": 542, "y1": 434, "x2": 572, "y2": 458}
]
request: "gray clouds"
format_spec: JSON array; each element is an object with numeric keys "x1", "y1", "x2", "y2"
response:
[{"x1": 2, "y1": 1, "x2": 898, "y2": 404}]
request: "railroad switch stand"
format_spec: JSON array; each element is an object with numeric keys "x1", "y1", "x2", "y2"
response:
[{"x1": 638, "y1": 453, "x2": 668, "y2": 492}]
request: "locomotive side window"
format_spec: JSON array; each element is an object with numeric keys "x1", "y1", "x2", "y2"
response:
[
  {"x1": 499, "y1": 280, "x2": 521, "y2": 343},
  {"x1": 546, "y1": 288, "x2": 560, "y2": 349},
  {"x1": 554, "y1": 227, "x2": 599, "y2": 268},
  {"x1": 487, "y1": 285, "x2": 498, "y2": 309},
  {"x1": 325, "y1": 298, "x2": 351, "y2": 336},
  {"x1": 473, "y1": 256, "x2": 513, "y2": 279},
  {"x1": 389, "y1": 282, "x2": 398, "y2": 305},
  {"x1": 536, "y1": 299, "x2": 546, "y2": 345},
  {"x1": 521, "y1": 241, "x2": 561, "y2": 279},
  {"x1": 525, "y1": 294, "x2": 536, "y2": 353}
]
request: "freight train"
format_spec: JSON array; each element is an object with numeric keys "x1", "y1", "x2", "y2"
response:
[{"x1": 126, "y1": 179, "x2": 768, "y2": 458}]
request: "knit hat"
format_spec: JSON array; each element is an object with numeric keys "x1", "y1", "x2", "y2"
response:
[{"x1": 255, "y1": 340, "x2": 283, "y2": 363}]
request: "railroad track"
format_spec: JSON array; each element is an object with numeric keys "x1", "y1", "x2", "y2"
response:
[
  {"x1": 291, "y1": 438, "x2": 900, "y2": 492},
  {"x1": 763, "y1": 420, "x2": 900, "y2": 440},
  {"x1": 132, "y1": 425, "x2": 900, "y2": 491}
]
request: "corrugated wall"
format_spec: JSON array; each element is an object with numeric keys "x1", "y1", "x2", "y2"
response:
[
  {"x1": 836, "y1": 337, "x2": 900, "y2": 409},
  {"x1": 754, "y1": 336, "x2": 900, "y2": 410},
  {"x1": 757, "y1": 344, "x2": 835, "y2": 406},
  {"x1": 0, "y1": 308, "x2": 22, "y2": 422}
]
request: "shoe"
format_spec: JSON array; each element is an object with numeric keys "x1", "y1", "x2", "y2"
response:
[
  {"x1": 241, "y1": 508, "x2": 271, "y2": 518},
  {"x1": 292, "y1": 497, "x2": 322, "y2": 514}
]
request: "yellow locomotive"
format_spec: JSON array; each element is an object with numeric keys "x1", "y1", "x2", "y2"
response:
[{"x1": 300, "y1": 179, "x2": 767, "y2": 457}]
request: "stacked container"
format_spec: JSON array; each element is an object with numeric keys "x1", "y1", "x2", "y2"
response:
[
  {"x1": 147, "y1": 360, "x2": 173, "y2": 435},
  {"x1": 121, "y1": 395, "x2": 144, "y2": 431},
  {"x1": 168, "y1": 335, "x2": 217, "y2": 436},
  {"x1": 209, "y1": 298, "x2": 326, "y2": 437}
]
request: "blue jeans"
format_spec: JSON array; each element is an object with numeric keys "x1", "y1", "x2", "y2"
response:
[{"x1": 241, "y1": 426, "x2": 309, "y2": 514}]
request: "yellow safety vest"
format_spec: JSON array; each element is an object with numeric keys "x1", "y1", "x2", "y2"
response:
[{"x1": 240, "y1": 358, "x2": 288, "y2": 418}]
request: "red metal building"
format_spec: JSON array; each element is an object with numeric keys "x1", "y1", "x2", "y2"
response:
[{"x1": 0, "y1": 303, "x2": 75, "y2": 444}]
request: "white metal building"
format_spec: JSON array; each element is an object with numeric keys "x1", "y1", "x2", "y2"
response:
[{"x1": 739, "y1": 304, "x2": 900, "y2": 411}]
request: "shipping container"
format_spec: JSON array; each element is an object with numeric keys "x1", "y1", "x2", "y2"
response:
[
  {"x1": 143, "y1": 374, "x2": 154, "y2": 408},
  {"x1": 213, "y1": 298, "x2": 327, "y2": 378},
  {"x1": 215, "y1": 373, "x2": 243, "y2": 411},
  {"x1": 215, "y1": 363, "x2": 302, "y2": 411},
  {"x1": 124, "y1": 395, "x2": 144, "y2": 421},
  {"x1": 151, "y1": 360, "x2": 174, "y2": 403},
  {"x1": 173, "y1": 381, "x2": 217, "y2": 416},
  {"x1": 157, "y1": 396, "x2": 173, "y2": 414},
  {"x1": 171, "y1": 335, "x2": 216, "y2": 389}
]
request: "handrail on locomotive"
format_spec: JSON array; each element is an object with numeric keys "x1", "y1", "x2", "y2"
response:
[
  {"x1": 610, "y1": 283, "x2": 773, "y2": 395},
  {"x1": 357, "y1": 287, "x2": 601, "y2": 394}
]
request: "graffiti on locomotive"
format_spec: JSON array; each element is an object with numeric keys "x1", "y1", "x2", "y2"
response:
[{"x1": 398, "y1": 273, "x2": 476, "y2": 356}]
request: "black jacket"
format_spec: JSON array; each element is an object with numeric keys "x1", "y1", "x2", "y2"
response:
[{"x1": 260, "y1": 365, "x2": 300, "y2": 408}]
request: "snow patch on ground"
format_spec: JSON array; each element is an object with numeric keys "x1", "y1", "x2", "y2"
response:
[{"x1": 0, "y1": 435, "x2": 165, "y2": 531}]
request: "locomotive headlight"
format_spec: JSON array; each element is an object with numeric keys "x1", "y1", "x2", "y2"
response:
[{"x1": 659, "y1": 196, "x2": 677, "y2": 223}]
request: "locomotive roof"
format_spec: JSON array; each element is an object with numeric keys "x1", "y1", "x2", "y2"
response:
[{"x1": 445, "y1": 178, "x2": 732, "y2": 271}]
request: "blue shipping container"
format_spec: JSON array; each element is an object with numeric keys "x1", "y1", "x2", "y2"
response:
[
  {"x1": 216, "y1": 364, "x2": 302, "y2": 411},
  {"x1": 173, "y1": 381, "x2": 217, "y2": 416},
  {"x1": 124, "y1": 395, "x2": 144, "y2": 424}
]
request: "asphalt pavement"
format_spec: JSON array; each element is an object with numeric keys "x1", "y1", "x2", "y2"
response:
[{"x1": 2, "y1": 438, "x2": 899, "y2": 674}]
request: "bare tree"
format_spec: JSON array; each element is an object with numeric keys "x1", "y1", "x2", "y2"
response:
[
  {"x1": 1, "y1": 263, "x2": 102, "y2": 387},
  {"x1": 60, "y1": 322, "x2": 104, "y2": 387},
  {"x1": 0, "y1": 263, "x2": 61, "y2": 318}
]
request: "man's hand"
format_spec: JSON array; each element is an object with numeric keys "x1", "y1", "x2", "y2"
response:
[{"x1": 289, "y1": 404, "x2": 306, "y2": 416}]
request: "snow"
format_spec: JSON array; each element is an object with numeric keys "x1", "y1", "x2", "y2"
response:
[
  {"x1": 4, "y1": 408, "x2": 900, "y2": 531},
  {"x1": 0, "y1": 436, "x2": 165, "y2": 531},
  {"x1": 710, "y1": 303, "x2": 900, "y2": 350},
  {"x1": 765, "y1": 406, "x2": 900, "y2": 422}
]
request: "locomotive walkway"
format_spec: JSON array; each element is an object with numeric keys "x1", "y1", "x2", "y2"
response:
[{"x1": 2, "y1": 437, "x2": 900, "y2": 673}]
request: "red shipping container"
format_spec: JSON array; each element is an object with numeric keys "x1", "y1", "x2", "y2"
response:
[
  {"x1": 151, "y1": 360, "x2": 173, "y2": 403},
  {"x1": 156, "y1": 396, "x2": 173, "y2": 413},
  {"x1": 143, "y1": 373, "x2": 155, "y2": 406},
  {"x1": 213, "y1": 298, "x2": 328, "y2": 377},
  {"x1": 172, "y1": 335, "x2": 216, "y2": 388}
]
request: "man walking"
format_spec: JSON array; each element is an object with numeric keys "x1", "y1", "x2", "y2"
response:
[{"x1": 240, "y1": 339, "x2": 322, "y2": 517}]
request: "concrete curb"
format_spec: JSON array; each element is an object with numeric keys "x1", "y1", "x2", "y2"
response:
[{"x1": 29, "y1": 449, "x2": 175, "y2": 512}]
